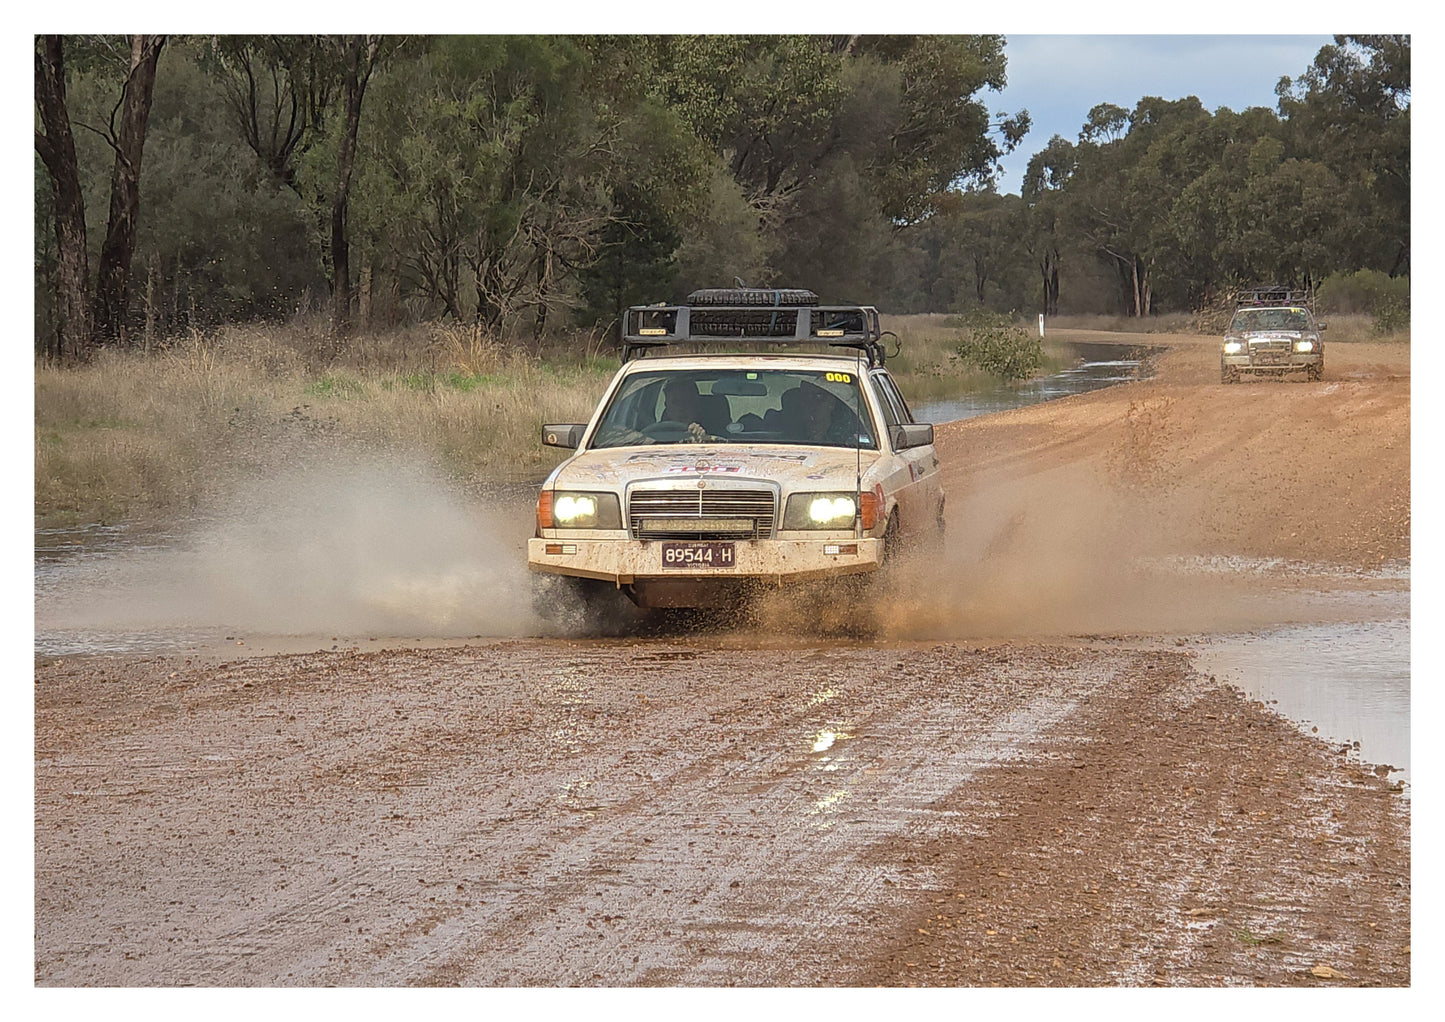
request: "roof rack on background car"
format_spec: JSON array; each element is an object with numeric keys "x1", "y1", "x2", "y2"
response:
[
  {"x1": 1233, "y1": 284, "x2": 1315, "y2": 310},
  {"x1": 621, "y1": 287, "x2": 888, "y2": 366}
]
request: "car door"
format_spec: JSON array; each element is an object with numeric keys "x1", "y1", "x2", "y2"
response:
[{"x1": 870, "y1": 370, "x2": 940, "y2": 534}]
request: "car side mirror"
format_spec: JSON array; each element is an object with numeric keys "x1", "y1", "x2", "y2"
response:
[
  {"x1": 891, "y1": 423, "x2": 934, "y2": 450},
  {"x1": 1318, "y1": 322, "x2": 1328, "y2": 331},
  {"x1": 542, "y1": 423, "x2": 586, "y2": 449}
]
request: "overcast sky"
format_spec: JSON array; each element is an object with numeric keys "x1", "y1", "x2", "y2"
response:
[{"x1": 987, "y1": 34, "x2": 1336, "y2": 195}]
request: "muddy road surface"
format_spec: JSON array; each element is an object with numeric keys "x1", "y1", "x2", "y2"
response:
[{"x1": 34, "y1": 335, "x2": 1411, "y2": 986}]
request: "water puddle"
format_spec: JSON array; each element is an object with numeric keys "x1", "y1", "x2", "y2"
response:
[
  {"x1": 1195, "y1": 619, "x2": 1410, "y2": 793},
  {"x1": 915, "y1": 342, "x2": 1161, "y2": 423}
]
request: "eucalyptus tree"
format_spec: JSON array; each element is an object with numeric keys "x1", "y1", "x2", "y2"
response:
[
  {"x1": 350, "y1": 36, "x2": 698, "y2": 337},
  {"x1": 1062, "y1": 96, "x2": 1216, "y2": 316},
  {"x1": 1277, "y1": 34, "x2": 1410, "y2": 276},
  {"x1": 199, "y1": 35, "x2": 339, "y2": 193},
  {"x1": 135, "y1": 41, "x2": 322, "y2": 333},
  {"x1": 35, "y1": 35, "x2": 89, "y2": 359},
  {"x1": 1020, "y1": 134, "x2": 1076, "y2": 316},
  {"x1": 92, "y1": 35, "x2": 166, "y2": 347},
  {"x1": 34, "y1": 33, "x2": 166, "y2": 353},
  {"x1": 634, "y1": 35, "x2": 1028, "y2": 296}
]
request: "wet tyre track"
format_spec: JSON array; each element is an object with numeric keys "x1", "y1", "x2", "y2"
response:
[{"x1": 37, "y1": 640, "x2": 1134, "y2": 986}]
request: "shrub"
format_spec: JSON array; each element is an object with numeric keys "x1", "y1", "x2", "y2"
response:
[
  {"x1": 952, "y1": 309, "x2": 1043, "y2": 381},
  {"x1": 1372, "y1": 292, "x2": 1410, "y2": 335},
  {"x1": 1317, "y1": 270, "x2": 1410, "y2": 319}
]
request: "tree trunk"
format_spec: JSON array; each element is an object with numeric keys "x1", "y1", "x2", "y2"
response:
[
  {"x1": 34, "y1": 36, "x2": 92, "y2": 361},
  {"x1": 358, "y1": 264, "x2": 372, "y2": 330},
  {"x1": 1038, "y1": 251, "x2": 1060, "y2": 317},
  {"x1": 475, "y1": 258, "x2": 506, "y2": 336},
  {"x1": 533, "y1": 243, "x2": 551, "y2": 343},
  {"x1": 1045, "y1": 249, "x2": 1060, "y2": 317},
  {"x1": 94, "y1": 35, "x2": 166, "y2": 347},
  {"x1": 1134, "y1": 256, "x2": 1153, "y2": 317},
  {"x1": 330, "y1": 36, "x2": 378, "y2": 340}
]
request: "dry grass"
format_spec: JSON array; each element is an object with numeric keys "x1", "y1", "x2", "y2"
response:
[
  {"x1": 1042, "y1": 312, "x2": 1201, "y2": 335},
  {"x1": 1311, "y1": 313, "x2": 1411, "y2": 344},
  {"x1": 35, "y1": 323, "x2": 614, "y2": 528},
  {"x1": 37, "y1": 309, "x2": 1408, "y2": 530}
]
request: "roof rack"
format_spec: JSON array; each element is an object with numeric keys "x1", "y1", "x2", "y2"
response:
[
  {"x1": 621, "y1": 301, "x2": 887, "y2": 366},
  {"x1": 1234, "y1": 285, "x2": 1314, "y2": 310}
]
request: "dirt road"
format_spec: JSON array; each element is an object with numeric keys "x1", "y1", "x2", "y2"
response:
[{"x1": 34, "y1": 334, "x2": 1410, "y2": 986}]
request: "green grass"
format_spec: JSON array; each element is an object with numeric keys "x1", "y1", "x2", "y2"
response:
[{"x1": 1234, "y1": 928, "x2": 1287, "y2": 947}]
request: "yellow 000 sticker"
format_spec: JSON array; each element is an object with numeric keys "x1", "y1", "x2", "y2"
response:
[{"x1": 824, "y1": 372, "x2": 852, "y2": 383}]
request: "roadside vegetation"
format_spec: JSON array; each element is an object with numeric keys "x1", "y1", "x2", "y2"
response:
[
  {"x1": 35, "y1": 299, "x2": 1411, "y2": 530},
  {"x1": 35, "y1": 323, "x2": 612, "y2": 529},
  {"x1": 35, "y1": 33, "x2": 1409, "y2": 530}
]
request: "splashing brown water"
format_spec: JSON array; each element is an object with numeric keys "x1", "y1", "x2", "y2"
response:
[
  {"x1": 36, "y1": 449, "x2": 545, "y2": 641},
  {"x1": 37, "y1": 441, "x2": 1398, "y2": 652}
]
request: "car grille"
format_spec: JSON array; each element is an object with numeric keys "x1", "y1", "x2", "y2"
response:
[
  {"x1": 1248, "y1": 338, "x2": 1293, "y2": 364},
  {"x1": 629, "y1": 488, "x2": 777, "y2": 540}
]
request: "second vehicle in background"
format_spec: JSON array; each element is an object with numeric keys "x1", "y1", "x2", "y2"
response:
[{"x1": 1221, "y1": 286, "x2": 1326, "y2": 383}]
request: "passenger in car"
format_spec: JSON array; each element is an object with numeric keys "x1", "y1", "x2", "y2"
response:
[{"x1": 782, "y1": 384, "x2": 858, "y2": 445}]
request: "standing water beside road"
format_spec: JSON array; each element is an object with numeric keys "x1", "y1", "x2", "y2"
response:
[
  {"x1": 913, "y1": 341, "x2": 1161, "y2": 424},
  {"x1": 1196, "y1": 617, "x2": 1410, "y2": 794}
]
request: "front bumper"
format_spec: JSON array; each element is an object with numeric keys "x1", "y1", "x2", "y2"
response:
[
  {"x1": 527, "y1": 536, "x2": 883, "y2": 584},
  {"x1": 1223, "y1": 353, "x2": 1321, "y2": 371}
]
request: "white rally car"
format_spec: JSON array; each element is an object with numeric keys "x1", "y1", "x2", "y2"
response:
[{"x1": 528, "y1": 288, "x2": 944, "y2": 610}]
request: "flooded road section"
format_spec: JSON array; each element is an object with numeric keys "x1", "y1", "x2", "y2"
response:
[
  {"x1": 913, "y1": 341, "x2": 1160, "y2": 424},
  {"x1": 33, "y1": 640, "x2": 1409, "y2": 986}
]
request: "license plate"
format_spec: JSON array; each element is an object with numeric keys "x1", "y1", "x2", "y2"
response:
[{"x1": 660, "y1": 542, "x2": 735, "y2": 569}]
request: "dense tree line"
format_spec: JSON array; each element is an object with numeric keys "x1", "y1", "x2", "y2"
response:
[
  {"x1": 918, "y1": 34, "x2": 1410, "y2": 319},
  {"x1": 34, "y1": 34, "x2": 1407, "y2": 360}
]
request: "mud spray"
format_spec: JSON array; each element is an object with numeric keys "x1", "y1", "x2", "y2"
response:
[
  {"x1": 36, "y1": 448, "x2": 547, "y2": 643},
  {"x1": 755, "y1": 457, "x2": 1379, "y2": 642},
  {"x1": 37, "y1": 440, "x2": 1387, "y2": 651}
]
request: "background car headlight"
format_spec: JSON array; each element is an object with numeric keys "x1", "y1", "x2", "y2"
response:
[
  {"x1": 549, "y1": 491, "x2": 621, "y2": 529},
  {"x1": 783, "y1": 492, "x2": 858, "y2": 530},
  {"x1": 1294, "y1": 340, "x2": 1314, "y2": 352},
  {"x1": 1223, "y1": 341, "x2": 1243, "y2": 354}
]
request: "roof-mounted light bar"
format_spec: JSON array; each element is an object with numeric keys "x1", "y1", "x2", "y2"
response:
[{"x1": 621, "y1": 302, "x2": 887, "y2": 366}]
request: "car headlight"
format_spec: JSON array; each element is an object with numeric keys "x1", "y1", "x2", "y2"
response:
[
  {"x1": 542, "y1": 490, "x2": 622, "y2": 529},
  {"x1": 1294, "y1": 340, "x2": 1314, "y2": 352},
  {"x1": 1223, "y1": 340, "x2": 1243, "y2": 354},
  {"x1": 782, "y1": 492, "x2": 858, "y2": 530}
]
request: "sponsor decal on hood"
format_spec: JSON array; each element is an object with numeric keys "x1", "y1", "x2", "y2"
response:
[{"x1": 555, "y1": 445, "x2": 877, "y2": 487}]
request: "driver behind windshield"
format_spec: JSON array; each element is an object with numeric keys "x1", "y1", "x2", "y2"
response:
[{"x1": 662, "y1": 379, "x2": 703, "y2": 431}]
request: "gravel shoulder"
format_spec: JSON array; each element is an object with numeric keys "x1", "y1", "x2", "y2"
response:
[{"x1": 34, "y1": 335, "x2": 1411, "y2": 987}]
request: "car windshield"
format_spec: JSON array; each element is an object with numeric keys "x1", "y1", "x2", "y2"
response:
[
  {"x1": 1231, "y1": 308, "x2": 1312, "y2": 332},
  {"x1": 589, "y1": 368, "x2": 877, "y2": 450}
]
